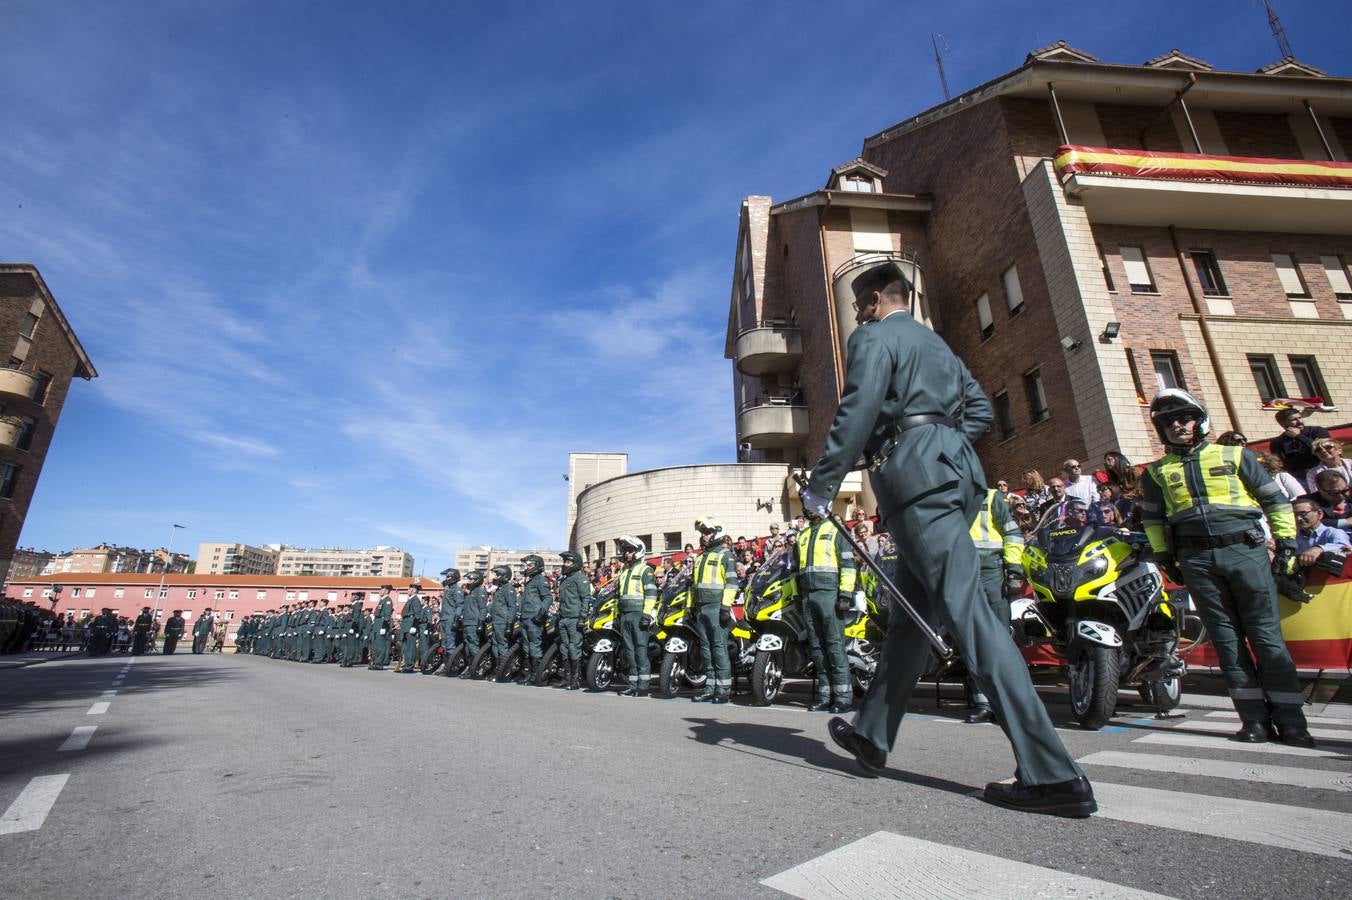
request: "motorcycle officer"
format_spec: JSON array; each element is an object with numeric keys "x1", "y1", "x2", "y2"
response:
[
  {"x1": 691, "y1": 518, "x2": 739, "y2": 704},
  {"x1": 399, "y1": 583, "x2": 428, "y2": 673},
  {"x1": 369, "y1": 585, "x2": 395, "y2": 670},
  {"x1": 614, "y1": 536, "x2": 658, "y2": 697},
  {"x1": 488, "y1": 565, "x2": 518, "y2": 677},
  {"x1": 556, "y1": 551, "x2": 592, "y2": 690},
  {"x1": 794, "y1": 506, "x2": 857, "y2": 713},
  {"x1": 518, "y1": 555, "x2": 551, "y2": 685},
  {"x1": 439, "y1": 570, "x2": 464, "y2": 677},
  {"x1": 1141, "y1": 389, "x2": 1314, "y2": 747},
  {"x1": 964, "y1": 486, "x2": 1026, "y2": 724},
  {"x1": 459, "y1": 571, "x2": 488, "y2": 677}
]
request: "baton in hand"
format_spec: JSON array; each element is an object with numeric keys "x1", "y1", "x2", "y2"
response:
[{"x1": 793, "y1": 473, "x2": 953, "y2": 660}]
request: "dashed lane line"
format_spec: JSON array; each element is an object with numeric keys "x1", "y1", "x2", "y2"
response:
[
  {"x1": 760, "y1": 830, "x2": 1175, "y2": 899},
  {"x1": 86, "y1": 702, "x2": 110, "y2": 716},
  {"x1": 0, "y1": 775, "x2": 70, "y2": 836},
  {"x1": 57, "y1": 726, "x2": 97, "y2": 753},
  {"x1": 1133, "y1": 731, "x2": 1352, "y2": 760},
  {"x1": 1079, "y1": 750, "x2": 1352, "y2": 792}
]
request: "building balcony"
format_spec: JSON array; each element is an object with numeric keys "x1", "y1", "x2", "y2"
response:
[
  {"x1": 1056, "y1": 145, "x2": 1352, "y2": 235},
  {"x1": 733, "y1": 325, "x2": 802, "y2": 376},
  {"x1": 737, "y1": 400, "x2": 809, "y2": 450},
  {"x1": 0, "y1": 368, "x2": 40, "y2": 401}
]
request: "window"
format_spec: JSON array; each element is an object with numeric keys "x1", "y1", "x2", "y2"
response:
[
  {"x1": 1120, "y1": 246, "x2": 1157, "y2": 293},
  {"x1": 975, "y1": 293, "x2": 994, "y2": 341},
  {"x1": 1189, "y1": 250, "x2": 1228, "y2": 296},
  {"x1": 15, "y1": 416, "x2": 35, "y2": 452},
  {"x1": 1125, "y1": 350, "x2": 1147, "y2": 403},
  {"x1": 32, "y1": 371, "x2": 52, "y2": 406},
  {"x1": 663, "y1": 531, "x2": 682, "y2": 552},
  {"x1": 86, "y1": 589, "x2": 96, "y2": 599},
  {"x1": 1002, "y1": 265, "x2": 1025, "y2": 315},
  {"x1": 113, "y1": 588, "x2": 124, "y2": 599},
  {"x1": 21, "y1": 588, "x2": 32, "y2": 598},
  {"x1": 297, "y1": 591, "x2": 308, "y2": 602},
  {"x1": 994, "y1": 391, "x2": 1016, "y2": 441},
  {"x1": 224, "y1": 611, "x2": 234, "y2": 621},
  {"x1": 842, "y1": 174, "x2": 874, "y2": 193},
  {"x1": 1321, "y1": 255, "x2": 1352, "y2": 300},
  {"x1": 1023, "y1": 369, "x2": 1049, "y2": 423},
  {"x1": 228, "y1": 590, "x2": 239, "y2": 600},
  {"x1": 0, "y1": 463, "x2": 19, "y2": 498},
  {"x1": 158, "y1": 589, "x2": 168, "y2": 599},
  {"x1": 186, "y1": 589, "x2": 197, "y2": 599},
  {"x1": 1248, "y1": 355, "x2": 1286, "y2": 403},
  {"x1": 1289, "y1": 355, "x2": 1331, "y2": 402},
  {"x1": 326, "y1": 592, "x2": 337, "y2": 601},
  {"x1": 144, "y1": 588, "x2": 154, "y2": 599},
  {"x1": 1150, "y1": 351, "x2": 1185, "y2": 392},
  {"x1": 1097, "y1": 244, "x2": 1115, "y2": 291},
  {"x1": 1272, "y1": 253, "x2": 1310, "y2": 298},
  {"x1": 637, "y1": 535, "x2": 653, "y2": 554},
  {"x1": 71, "y1": 588, "x2": 81, "y2": 598},
  {"x1": 596, "y1": 540, "x2": 607, "y2": 560},
  {"x1": 285, "y1": 591, "x2": 295, "y2": 601}
]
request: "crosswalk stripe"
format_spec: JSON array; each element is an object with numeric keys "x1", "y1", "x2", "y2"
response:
[
  {"x1": 1134, "y1": 732, "x2": 1352, "y2": 760},
  {"x1": 1093, "y1": 783, "x2": 1352, "y2": 859},
  {"x1": 86, "y1": 702, "x2": 110, "y2": 715},
  {"x1": 1079, "y1": 750, "x2": 1352, "y2": 792},
  {"x1": 760, "y1": 830, "x2": 1175, "y2": 899},
  {"x1": 57, "y1": 726, "x2": 97, "y2": 753},
  {"x1": 0, "y1": 775, "x2": 70, "y2": 836},
  {"x1": 1202, "y1": 710, "x2": 1352, "y2": 727},
  {"x1": 1163, "y1": 719, "x2": 1352, "y2": 743}
]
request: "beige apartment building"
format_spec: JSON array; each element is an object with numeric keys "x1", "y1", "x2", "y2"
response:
[
  {"x1": 729, "y1": 42, "x2": 1352, "y2": 492},
  {"x1": 276, "y1": 546, "x2": 413, "y2": 579},
  {"x1": 565, "y1": 452, "x2": 626, "y2": 545},
  {"x1": 452, "y1": 546, "x2": 563, "y2": 577},
  {"x1": 196, "y1": 542, "x2": 282, "y2": 576}
]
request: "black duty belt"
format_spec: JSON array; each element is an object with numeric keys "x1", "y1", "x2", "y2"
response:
[
  {"x1": 867, "y1": 414, "x2": 961, "y2": 469},
  {"x1": 1172, "y1": 529, "x2": 1258, "y2": 550}
]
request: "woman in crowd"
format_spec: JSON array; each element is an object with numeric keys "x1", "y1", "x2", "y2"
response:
[
  {"x1": 1100, "y1": 449, "x2": 1139, "y2": 496},
  {"x1": 1215, "y1": 430, "x2": 1248, "y2": 447},
  {"x1": 1021, "y1": 470, "x2": 1051, "y2": 518},
  {"x1": 1260, "y1": 452, "x2": 1306, "y2": 502},
  {"x1": 1306, "y1": 438, "x2": 1352, "y2": 494}
]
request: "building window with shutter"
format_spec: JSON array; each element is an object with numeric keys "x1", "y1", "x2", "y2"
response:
[
  {"x1": 1022, "y1": 369, "x2": 1049, "y2": 423},
  {"x1": 1189, "y1": 250, "x2": 1228, "y2": 297},
  {"x1": 1320, "y1": 256, "x2": 1352, "y2": 301},
  {"x1": 0, "y1": 463, "x2": 18, "y2": 499},
  {"x1": 1120, "y1": 247, "x2": 1157, "y2": 294},
  {"x1": 1002, "y1": 265, "x2": 1025, "y2": 315},
  {"x1": 1248, "y1": 355, "x2": 1286, "y2": 403},
  {"x1": 1288, "y1": 355, "x2": 1331, "y2": 403},
  {"x1": 1097, "y1": 244, "x2": 1115, "y2": 292},
  {"x1": 1272, "y1": 253, "x2": 1311, "y2": 298},
  {"x1": 975, "y1": 293, "x2": 994, "y2": 341},
  {"x1": 994, "y1": 391, "x2": 1016, "y2": 440},
  {"x1": 1149, "y1": 351, "x2": 1185, "y2": 392}
]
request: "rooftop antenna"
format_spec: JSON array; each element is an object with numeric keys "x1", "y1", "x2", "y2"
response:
[
  {"x1": 1264, "y1": 0, "x2": 1294, "y2": 59},
  {"x1": 931, "y1": 33, "x2": 952, "y2": 100}
]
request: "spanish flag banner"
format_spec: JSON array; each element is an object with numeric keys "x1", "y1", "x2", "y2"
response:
[{"x1": 1053, "y1": 144, "x2": 1352, "y2": 188}]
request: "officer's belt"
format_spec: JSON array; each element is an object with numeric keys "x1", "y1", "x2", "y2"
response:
[
  {"x1": 868, "y1": 414, "x2": 960, "y2": 470},
  {"x1": 1171, "y1": 529, "x2": 1256, "y2": 550}
]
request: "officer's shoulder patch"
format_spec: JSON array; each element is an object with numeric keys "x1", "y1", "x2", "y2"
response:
[
  {"x1": 1168, "y1": 472, "x2": 1184, "y2": 483},
  {"x1": 1208, "y1": 463, "x2": 1236, "y2": 477}
]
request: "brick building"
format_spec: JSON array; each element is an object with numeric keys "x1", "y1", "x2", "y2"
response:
[
  {"x1": 0, "y1": 264, "x2": 96, "y2": 582},
  {"x1": 729, "y1": 42, "x2": 1352, "y2": 492}
]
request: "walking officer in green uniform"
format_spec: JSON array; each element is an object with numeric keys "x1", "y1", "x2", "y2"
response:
[
  {"x1": 438, "y1": 570, "x2": 463, "y2": 677},
  {"x1": 399, "y1": 584, "x2": 427, "y2": 673},
  {"x1": 192, "y1": 608, "x2": 215, "y2": 655},
  {"x1": 488, "y1": 565, "x2": 518, "y2": 675},
  {"x1": 615, "y1": 536, "x2": 658, "y2": 697},
  {"x1": 965, "y1": 487, "x2": 1026, "y2": 724},
  {"x1": 369, "y1": 586, "x2": 395, "y2": 670},
  {"x1": 1141, "y1": 389, "x2": 1313, "y2": 747},
  {"x1": 690, "y1": 519, "x2": 739, "y2": 704},
  {"x1": 343, "y1": 592, "x2": 365, "y2": 667},
  {"x1": 163, "y1": 610, "x2": 186, "y2": 655},
  {"x1": 794, "y1": 508, "x2": 857, "y2": 713},
  {"x1": 292, "y1": 600, "x2": 311, "y2": 662},
  {"x1": 459, "y1": 571, "x2": 488, "y2": 678},
  {"x1": 801, "y1": 256, "x2": 1093, "y2": 817},
  {"x1": 518, "y1": 555, "x2": 550, "y2": 685},
  {"x1": 556, "y1": 551, "x2": 591, "y2": 690},
  {"x1": 310, "y1": 599, "x2": 332, "y2": 663}
]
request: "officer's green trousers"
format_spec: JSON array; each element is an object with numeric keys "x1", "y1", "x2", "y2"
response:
[
  {"x1": 970, "y1": 556, "x2": 1009, "y2": 710},
  {"x1": 855, "y1": 480, "x2": 1083, "y2": 786},
  {"x1": 401, "y1": 627, "x2": 423, "y2": 668},
  {"x1": 464, "y1": 617, "x2": 483, "y2": 656},
  {"x1": 490, "y1": 615, "x2": 511, "y2": 658},
  {"x1": 694, "y1": 603, "x2": 731, "y2": 694},
  {"x1": 618, "y1": 609, "x2": 649, "y2": 687},
  {"x1": 1179, "y1": 543, "x2": 1307, "y2": 728},
  {"x1": 371, "y1": 626, "x2": 391, "y2": 666},
  {"x1": 522, "y1": 618, "x2": 543, "y2": 662},
  {"x1": 800, "y1": 589, "x2": 849, "y2": 703},
  {"x1": 559, "y1": 618, "x2": 582, "y2": 662}
]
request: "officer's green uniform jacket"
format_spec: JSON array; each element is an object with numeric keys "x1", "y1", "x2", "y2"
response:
[
  {"x1": 557, "y1": 571, "x2": 592, "y2": 619},
  {"x1": 692, "y1": 544, "x2": 739, "y2": 607},
  {"x1": 462, "y1": 585, "x2": 487, "y2": 624},
  {"x1": 794, "y1": 519, "x2": 857, "y2": 599},
  {"x1": 192, "y1": 613, "x2": 214, "y2": 638},
  {"x1": 1140, "y1": 441, "x2": 1296, "y2": 554},
  {"x1": 616, "y1": 561, "x2": 658, "y2": 615},
  {"x1": 520, "y1": 574, "x2": 550, "y2": 619},
  {"x1": 165, "y1": 615, "x2": 185, "y2": 637},
  {"x1": 372, "y1": 596, "x2": 394, "y2": 631},
  {"x1": 440, "y1": 585, "x2": 463, "y2": 629},
  {"x1": 490, "y1": 583, "x2": 518, "y2": 621},
  {"x1": 400, "y1": 593, "x2": 426, "y2": 632}
]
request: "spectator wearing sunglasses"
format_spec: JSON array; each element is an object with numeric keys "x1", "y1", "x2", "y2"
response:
[{"x1": 1270, "y1": 409, "x2": 1330, "y2": 483}]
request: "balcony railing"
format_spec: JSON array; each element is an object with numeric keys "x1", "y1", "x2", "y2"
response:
[
  {"x1": 737, "y1": 400, "x2": 808, "y2": 450},
  {"x1": 0, "y1": 368, "x2": 39, "y2": 401},
  {"x1": 733, "y1": 324, "x2": 802, "y2": 376}
]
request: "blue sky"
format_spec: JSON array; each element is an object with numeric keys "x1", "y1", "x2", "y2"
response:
[{"x1": 5, "y1": 1, "x2": 1348, "y2": 573}]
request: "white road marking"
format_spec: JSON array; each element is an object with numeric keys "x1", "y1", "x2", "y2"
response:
[
  {"x1": 1093, "y1": 782, "x2": 1352, "y2": 859},
  {"x1": 1134, "y1": 732, "x2": 1352, "y2": 760},
  {"x1": 86, "y1": 702, "x2": 110, "y2": 715},
  {"x1": 100, "y1": 691, "x2": 116, "y2": 699},
  {"x1": 1079, "y1": 750, "x2": 1352, "y2": 792},
  {"x1": 57, "y1": 726, "x2": 97, "y2": 753},
  {"x1": 0, "y1": 775, "x2": 70, "y2": 835},
  {"x1": 760, "y1": 830, "x2": 1175, "y2": 899},
  {"x1": 1164, "y1": 718, "x2": 1352, "y2": 743},
  {"x1": 1202, "y1": 710, "x2": 1352, "y2": 727}
]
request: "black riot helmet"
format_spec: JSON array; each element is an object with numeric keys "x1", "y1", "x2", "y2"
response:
[
  {"x1": 559, "y1": 551, "x2": 582, "y2": 574},
  {"x1": 440, "y1": 568, "x2": 461, "y2": 586},
  {"x1": 463, "y1": 571, "x2": 485, "y2": 588},
  {"x1": 521, "y1": 554, "x2": 544, "y2": 578},
  {"x1": 490, "y1": 564, "x2": 512, "y2": 583}
]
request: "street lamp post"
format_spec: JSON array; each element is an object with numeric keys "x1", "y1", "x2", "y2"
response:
[{"x1": 151, "y1": 524, "x2": 186, "y2": 648}]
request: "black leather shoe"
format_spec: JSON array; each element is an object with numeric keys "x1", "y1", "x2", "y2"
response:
[
  {"x1": 1272, "y1": 723, "x2": 1316, "y2": 748},
  {"x1": 829, "y1": 700, "x2": 852, "y2": 715},
  {"x1": 711, "y1": 693, "x2": 730, "y2": 705},
  {"x1": 807, "y1": 700, "x2": 832, "y2": 712},
  {"x1": 984, "y1": 776, "x2": 1097, "y2": 818},
  {"x1": 620, "y1": 686, "x2": 639, "y2": 697},
  {"x1": 965, "y1": 708, "x2": 995, "y2": 724},
  {"x1": 692, "y1": 689, "x2": 715, "y2": 703},
  {"x1": 827, "y1": 717, "x2": 885, "y2": 775},
  {"x1": 1232, "y1": 721, "x2": 1271, "y2": 743}
]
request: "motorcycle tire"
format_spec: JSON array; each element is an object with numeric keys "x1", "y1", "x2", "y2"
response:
[
  {"x1": 468, "y1": 644, "x2": 496, "y2": 680},
  {"x1": 851, "y1": 668, "x2": 873, "y2": 699},
  {"x1": 585, "y1": 651, "x2": 615, "y2": 691},
  {"x1": 495, "y1": 643, "x2": 525, "y2": 683},
  {"x1": 444, "y1": 645, "x2": 469, "y2": 677},
  {"x1": 1139, "y1": 676, "x2": 1182, "y2": 712},
  {"x1": 538, "y1": 643, "x2": 564, "y2": 686},
  {"x1": 421, "y1": 646, "x2": 444, "y2": 674},
  {"x1": 750, "y1": 651, "x2": 783, "y2": 706},
  {"x1": 658, "y1": 651, "x2": 685, "y2": 698},
  {"x1": 1069, "y1": 643, "x2": 1121, "y2": 730}
]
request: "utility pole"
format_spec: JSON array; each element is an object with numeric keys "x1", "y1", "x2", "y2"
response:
[
  {"x1": 1264, "y1": 0, "x2": 1294, "y2": 59},
  {"x1": 931, "y1": 33, "x2": 951, "y2": 101}
]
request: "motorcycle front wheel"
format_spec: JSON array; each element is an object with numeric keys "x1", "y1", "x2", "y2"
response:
[
  {"x1": 538, "y1": 643, "x2": 564, "y2": 685},
  {"x1": 495, "y1": 643, "x2": 525, "y2": 682},
  {"x1": 421, "y1": 647, "x2": 444, "y2": 674},
  {"x1": 1139, "y1": 676, "x2": 1182, "y2": 711},
  {"x1": 585, "y1": 651, "x2": 615, "y2": 691},
  {"x1": 444, "y1": 645, "x2": 468, "y2": 677},
  {"x1": 468, "y1": 644, "x2": 496, "y2": 680},
  {"x1": 750, "y1": 651, "x2": 783, "y2": 706},
  {"x1": 658, "y1": 651, "x2": 685, "y2": 698},
  {"x1": 1069, "y1": 643, "x2": 1121, "y2": 730}
]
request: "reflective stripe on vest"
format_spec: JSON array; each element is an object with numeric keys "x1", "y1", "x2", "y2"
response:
[
  {"x1": 694, "y1": 550, "x2": 727, "y2": 591},
  {"x1": 619, "y1": 563, "x2": 651, "y2": 601},
  {"x1": 968, "y1": 489, "x2": 1003, "y2": 550},
  {"x1": 1147, "y1": 444, "x2": 1259, "y2": 524},
  {"x1": 796, "y1": 519, "x2": 841, "y2": 575}
]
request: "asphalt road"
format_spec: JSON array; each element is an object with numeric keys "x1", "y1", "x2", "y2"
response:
[{"x1": 1, "y1": 652, "x2": 1349, "y2": 899}]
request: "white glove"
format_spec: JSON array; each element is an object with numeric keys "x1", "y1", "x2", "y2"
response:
[
  {"x1": 853, "y1": 591, "x2": 867, "y2": 612},
  {"x1": 800, "y1": 486, "x2": 830, "y2": 518}
]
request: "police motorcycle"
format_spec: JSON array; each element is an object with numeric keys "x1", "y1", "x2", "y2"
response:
[
  {"x1": 742, "y1": 548, "x2": 807, "y2": 706},
  {"x1": 584, "y1": 581, "x2": 652, "y2": 691},
  {"x1": 652, "y1": 571, "x2": 710, "y2": 698},
  {"x1": 1020, "y1": 519, "x2": 1189, "y2": 729},
  {"x1": 422, "y1": 571, "x2": 472, "y2": 676}
]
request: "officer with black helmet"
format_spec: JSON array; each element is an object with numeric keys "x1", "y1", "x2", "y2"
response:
[
  {"x1": 556, "y1": 551, "x2": 592, "y2": 690},
  {"x1": 438, "y1": 569, "x2": 463, "y2": 677},
  {"x1": 518, "y1": 554, "x2": 550, "y2": 685},
  {"x1": 614, "y1": 535, "x2": 658, "y2": 697},
  {"x1": 1141, "y1": 389, "x2": 1314, "y2": 747},
  {"x1": 459, "y1": 571, "x2": 488, "y2": 677},
  {"x1": 488, "y1": 565, "x2": 518, "y2": 677}
]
